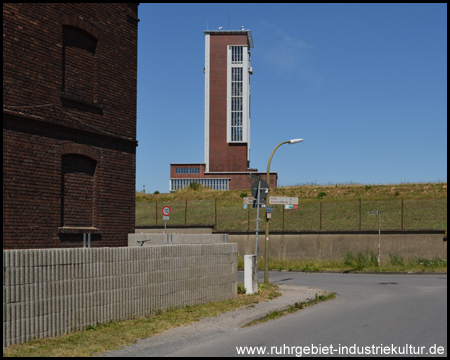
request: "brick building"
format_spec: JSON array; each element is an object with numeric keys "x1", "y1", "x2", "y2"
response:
[
  {"x1": 3, "y1": 4, "x2": 139, "y2": 249},
  {"x1": 170, "y1": 29, "x2": 277, "y2": 192}
]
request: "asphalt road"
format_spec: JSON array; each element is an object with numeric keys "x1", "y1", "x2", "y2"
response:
[{"x1": 102, "y1": 271, "x2": 447, "y2": 357}]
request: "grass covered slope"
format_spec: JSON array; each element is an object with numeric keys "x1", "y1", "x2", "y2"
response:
[
  {"x1": 135, "y1": 182, "x2": 447, "y2": 232},
  {"x1": 137, "y1": 182, "x2": 447, "y2": 204}
]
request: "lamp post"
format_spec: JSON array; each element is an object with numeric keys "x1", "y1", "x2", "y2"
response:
[{"x1": 264, "y1": 138, "x2": 303, "y2": 283}]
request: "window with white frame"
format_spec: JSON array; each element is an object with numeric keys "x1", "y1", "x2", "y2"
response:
[
  {"x1": 231, "y1": 67, "x2": 243, "y2": 141},
  {"x1": 227, "y1": 45, "x2": 249, "y2": 143},
  {"x1": 170, "y1": 179, "x2": 229, "y2": 191},
  {"x1": 175, "y1": 168, "x2": 200, "y2": 174}
]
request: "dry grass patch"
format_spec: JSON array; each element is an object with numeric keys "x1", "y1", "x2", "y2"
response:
[{"x1": 3, "y1": 283, "x2": 280, "y2": 357}]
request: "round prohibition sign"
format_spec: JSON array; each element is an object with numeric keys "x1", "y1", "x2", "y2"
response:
[{"x1": 161, "y1": 206, "x2": 171, "y2": 216}]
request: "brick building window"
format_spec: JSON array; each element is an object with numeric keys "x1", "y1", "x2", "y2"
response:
[
  {"x1": 62, "y1": 25, "x2": 98, "y2": 101},
  {"x1": 61, "y1": 154, "x2": 96, "y2": 227},
  {"x1": 231, "y1": 67, "x2": 243, "y2": 141},
  {"x1": 227, "y1": 45, "x2": 249, "y2": 144},
  {"x1": 175, "y1": 168, "x2": 200, "y2": 174},
  {"x1": 170, "y1": 178, "x2": 229, "y2": 191}
]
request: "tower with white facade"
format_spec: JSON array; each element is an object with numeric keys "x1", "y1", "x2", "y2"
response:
[{"x1": 170, "y1": 29, "x2": 277, "y2": 191}]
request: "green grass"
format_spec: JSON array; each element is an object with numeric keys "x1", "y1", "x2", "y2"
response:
[
  {"x1": 3, "y1": 283, "x2": 280, "y2": 357},
  {"x1": 237, "y1": 252, "x2": 447, "y2": 273},
  {"x1": 136, "y1": 183, "x2": 447, "y2": 232}
]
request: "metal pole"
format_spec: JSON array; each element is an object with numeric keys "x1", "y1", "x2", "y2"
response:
[
  {"x1": 282, "y1": 204, "x2": 285, "y2": 231},
  {"x1": 255, "y1": 179, "x2": 261, "y2": 256},
  {"x1": 359, "y1": 199, "x2": 362, "y2": 230},
  {"x1": 156, "y1": 201, "x2": 158, "y2": 226},
  {"x1": 83, "y1": 233, "x2": 86, "y2": 248},
  {"x1": 215, "y1": 198, "x2": 217, "y2": 231},
  {"x1": 378, "y1": 211, "x2": 381, "y2": 267},
  {"x1": 248, "y1": 203, "x2": 250, "y2": 232},
  {"x1": 185, "y1": 200, "x2": 187, "y2": 225},
  {"x1": 320, "y1": 202, "x2": 322, "y2": 230},
  {"x1": 265, "y1": 141, "x2": 290, "y2": 283},
  {"x1": 164, "y1": 220, "x2": 167, "y2": 234},
  {"x1": 401, "y1": 199, "x2": 403, "y2": 230},
  {"x1": 88, "y1": 233, "x2": 91, "y2": 248}
]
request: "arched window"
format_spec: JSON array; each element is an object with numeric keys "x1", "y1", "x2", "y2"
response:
[
  {"x1": 62, "y1": 25, "x2": 97, "y2": 100},
  {"x1": 61, "y1": 154, "x2": 97, "y2": 227}
]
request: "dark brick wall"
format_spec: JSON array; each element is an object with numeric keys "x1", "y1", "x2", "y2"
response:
[
  {"x1": 209, "y1": 33, "x2": 249, "y2": 172},
  {"x1": 3, "y1": 4, "x2": 139, "y2": 249}
]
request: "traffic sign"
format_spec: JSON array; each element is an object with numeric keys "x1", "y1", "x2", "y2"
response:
[
  {"x1": 163, "y1": 216, "x2": 169, "y2": 221},
  {"x1": 285, "y1": 205, "x2": 294, "y2": 210},
  {"x1": 265, "y1": 206, "x2": 273, "y2": 213},
  {"x1": 243, "y1": 197, "x2": 256, "y2": 205},
  {"x1": 251, "y1": 180, "x2": 269, "y2": 200},
  {"x1": 250, "y1": 173, "x2": 261, "y2": 181},
  {"x1": 269, "y1": 196, "x2": 298, "y2": 205},
  {"x1": 369, "y1": 210, "x2": 380, "y2": 215},
  {"x1": 162, "y1": 206, "x2": 171, "y2": 216}
]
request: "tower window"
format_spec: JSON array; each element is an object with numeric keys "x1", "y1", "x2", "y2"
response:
[{"x1": 231, "y1": 64, "x2": 243, "y2": 141}]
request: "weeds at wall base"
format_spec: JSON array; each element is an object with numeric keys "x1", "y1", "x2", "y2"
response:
[{"x1": 237, "y1": 253, "x2": 447, "y2": 273}]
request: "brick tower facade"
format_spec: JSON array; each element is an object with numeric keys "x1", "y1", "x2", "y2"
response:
[
  {"x1": 170, "y1": 29, "x2": 277, "y2": 192},
  {"x1": 3, "y1": 4, "x2": 139, "y2": 249}
]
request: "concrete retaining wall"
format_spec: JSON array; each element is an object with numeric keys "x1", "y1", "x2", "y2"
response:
[
  {"x1": 3, "y1": 244, "x2": 237, "y2": 348},
  {"x1": 230, "y1": 230, "x2": 447, "y2": 260},
  {"x1": 135, "y1": 227, "x2": 214, "y2": 234},
  {"x1": 128, "y1": 233, "x2": 228, "y2": 247}
]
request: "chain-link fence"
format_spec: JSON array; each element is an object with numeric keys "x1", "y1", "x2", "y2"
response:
[{"x1": 136, "y1": 198, "x2": 447, "y2": 232}]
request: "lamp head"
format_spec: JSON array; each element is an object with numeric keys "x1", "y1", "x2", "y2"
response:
[{"x1": 289, "y1": 138, "x2": 303, "y2": 144}]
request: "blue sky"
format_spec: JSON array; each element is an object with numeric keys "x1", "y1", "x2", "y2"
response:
[{"x1": 136, "y1": 3, "x2": 447, "y2": 194}]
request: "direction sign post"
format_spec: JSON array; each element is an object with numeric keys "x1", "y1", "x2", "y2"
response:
[
  {"x1": 162, "y1": 206, "x2": 171, "y2": 234},
  {"x1": 250, "y1": 179, "x2": 270, "y2": 258},
  {"x1": 255, "y1": 180, "x2": 261, "y2": 256},
  {"x1": 269, "y1": 196, "x2": 298, "y2": 205},
  {"x1": 369, "y1": 210, "x2": 381, "y2": 267}
]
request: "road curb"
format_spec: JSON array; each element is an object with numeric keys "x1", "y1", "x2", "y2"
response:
[{"x1": 238, "y1": 269, "x2": 447, "y2": 275}]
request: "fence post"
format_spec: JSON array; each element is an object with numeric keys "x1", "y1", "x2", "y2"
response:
[
  {"x1": 185, "y1": 200, "x2": 187, "y2": 225},
  {"x1": 156, "y1": 201, "x2": 158, "y2": 226},
  {"x1": 248, "y1": 204, "x2": 250, "y2": 232},
  {"x1": 359, "y1": 199, "x2": 362, "y2": 230},
  {"x1": 215, "y1": 198, "x2": 217, "y2": 231},
  {"x1": 320, "y1": 202, "x2": 322, "y2": 230},
  {"x1": 401, "y1": 199, "x2": 404, "y2": 230}
]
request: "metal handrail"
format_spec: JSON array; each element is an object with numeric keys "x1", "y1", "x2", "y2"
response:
[{"x1": 137, "y1": 238, "x2": 151, "y2": 246}]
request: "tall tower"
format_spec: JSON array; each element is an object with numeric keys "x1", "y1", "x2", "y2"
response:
[
  {"x1": 204, "y1": 30, "x2": 253, "y2": 173},
  {"x1": 169, "y1": 28, "x2": 277, "y2": 192}
]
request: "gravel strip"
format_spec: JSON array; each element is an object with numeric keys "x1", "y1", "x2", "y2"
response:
[{"x1": 99, "y1": 285, "x2": 329, "y2": 357}]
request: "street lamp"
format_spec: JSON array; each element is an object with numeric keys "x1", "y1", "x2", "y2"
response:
[{"x1": 264, "y1": 138, "x2": 303, "y2": 283}]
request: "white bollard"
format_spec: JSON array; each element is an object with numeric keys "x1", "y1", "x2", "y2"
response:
[{"x1": 244, "y1": 254, "x2": 258, "y2": 294}]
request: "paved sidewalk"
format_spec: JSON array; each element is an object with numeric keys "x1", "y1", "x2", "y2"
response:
[{"x1": 99, "y1": 285, "x2": 329, "y2": 357}]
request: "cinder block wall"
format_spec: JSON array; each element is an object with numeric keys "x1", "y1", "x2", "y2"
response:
[{"x1": 3, "y1": 244, "x2": 237, "y2": 348}]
